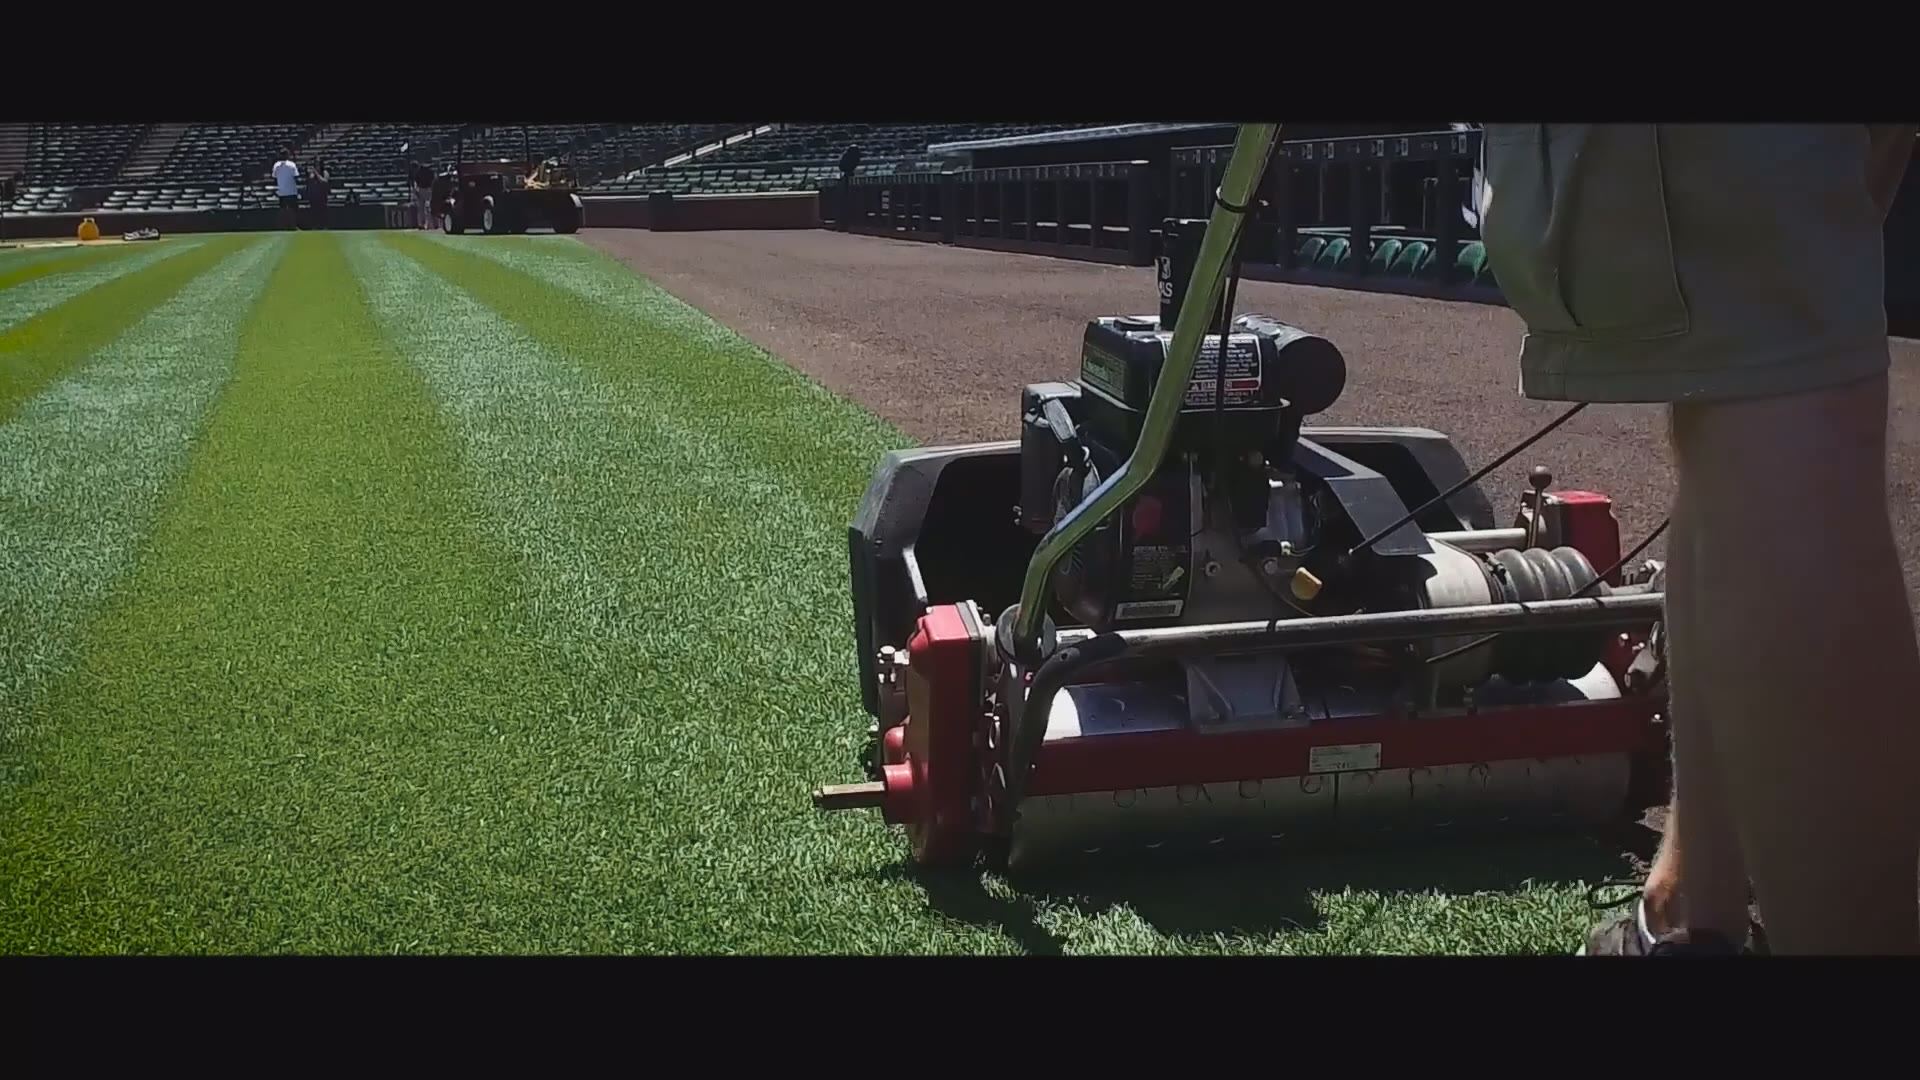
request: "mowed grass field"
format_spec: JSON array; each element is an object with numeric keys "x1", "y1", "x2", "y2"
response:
[{"x1": 0, "y1": 231, "x2": 1633, "y2": 954}]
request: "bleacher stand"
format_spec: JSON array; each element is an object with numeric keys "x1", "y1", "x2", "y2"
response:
[
  {"x1": 324, "y1": 123, "x2": 466, "y2": 208},
  {"x1": 586, "y1": 123, "x2": 1073, "y2": 196},
  {"x1": 2, "y1": 121, "x2": 1080, "y2": 214},
  {"x1": 153, "y1": 124, "x2": 312, "y2": 183},
  {"x1": 463, "y1": 124, "x2": 610, "y2": 162},
  {"x1": 573, "y1": 123, "x2": 744, "y2": 178},
  {"x1": 23, "y1": 123, "x2": 144, "y2": 186},
  {"x1": 327, "y1": 123, "x2": 465, "y2": 176}
]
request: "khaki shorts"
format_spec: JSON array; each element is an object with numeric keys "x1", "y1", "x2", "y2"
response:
[{"x1": 1479, "y1": 123, "x2": 1914, "y2": 403}]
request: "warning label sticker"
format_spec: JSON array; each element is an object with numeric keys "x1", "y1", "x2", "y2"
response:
[
  {"x1": 1184, "y1": 336, "x2": 1262, "y2": 408},
  {"x1": 1126, "y1": 543, "x2": 1184, "y2": 597}
]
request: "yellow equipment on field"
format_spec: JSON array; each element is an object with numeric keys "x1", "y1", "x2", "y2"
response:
[{"x1": 524, "y1": 158, "x2": 577, "y2": 192}]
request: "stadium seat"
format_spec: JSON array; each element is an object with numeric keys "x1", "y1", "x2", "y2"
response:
[
  {"x1": 1389, "y1": 240, "x2": 1432, "y2": 277},
  {"x1": 1454, "y1": 240, "x2": 1487, "y2": 281},
  {"x1": 1296, "y1": 236, "x2": 1325, "y2": 264},
  {"x1": 1368, "y1": 237, "x2": 1404, "y2": 274},
  {"x1": 1316, "y1": 237, "x2": 1351, "y2": 271}
]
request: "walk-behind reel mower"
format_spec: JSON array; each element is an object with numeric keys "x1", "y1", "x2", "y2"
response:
[{"x1": 812, "y1": 125, "x2": 1670, "y2": 873}]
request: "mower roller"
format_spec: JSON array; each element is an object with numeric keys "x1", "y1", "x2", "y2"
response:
[{"x1": 813, "y1": 124, "x2": 1671, "y2": 872}]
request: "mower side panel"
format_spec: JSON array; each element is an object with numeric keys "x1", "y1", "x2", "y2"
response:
[
  {"x1": 1300, "y1": 426, "x2": 1498, "y2": 532},
  {"x1": 848, "y1": 441, "x2": 1032, "y2": 719}
]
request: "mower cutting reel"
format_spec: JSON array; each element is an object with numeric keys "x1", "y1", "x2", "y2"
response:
[{"x1": 814, "y1": 123, "x2": 1671, "y2": 872}]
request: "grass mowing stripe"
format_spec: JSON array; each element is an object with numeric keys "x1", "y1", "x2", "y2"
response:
[
  {"x1": 0, "y1": 244, "x2": 149, "y2": 292},
  {"x1": 393, "y1": 239, "x2": 865, "y2": 542},
  {"x1": 403, "y1": 233, "x2": 904, "y2": 512},
  {"x1": 0, "y1": 243, "x2": 119, "y2": 272},
  {"x1": 343, "y1": 233, "x2": 984, "y2": 954},
  {"x1": 0, "y1": 236, "x2": 244, "y2": 422},
  {"x1": 0, "y1": 236, "x2": 285, "y2": 736},
  {"x1": 0, "y1": 238, "x2": 206, "y2": 335},
  {"x1": 0, "y1": 232, "x2": 612, "y2": 953}
]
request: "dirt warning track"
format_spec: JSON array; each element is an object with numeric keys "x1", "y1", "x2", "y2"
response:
[{"x1": 584, "y1": 228, "x2": 1920, "y2": 614}]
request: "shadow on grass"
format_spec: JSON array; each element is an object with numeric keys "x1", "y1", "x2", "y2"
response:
[{"x1": 866, "y1": 820, "x2": 1659, "y2": 954}]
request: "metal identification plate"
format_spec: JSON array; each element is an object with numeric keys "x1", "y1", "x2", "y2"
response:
[{"x1": 1308, "y1": 742, "x2": 1383, "y2": 774}]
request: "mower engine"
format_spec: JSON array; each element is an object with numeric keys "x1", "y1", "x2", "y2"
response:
[{"x1": 1024, "y1": 312, "x2": 1346, "y2": 636}]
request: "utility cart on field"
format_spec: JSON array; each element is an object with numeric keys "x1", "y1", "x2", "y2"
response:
[{"x1": 435, "y1": 125, "x2": 586, "y2": 236}]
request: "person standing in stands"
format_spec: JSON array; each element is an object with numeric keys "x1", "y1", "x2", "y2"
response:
[
  {"x1": 307, "y1": 161, "x2": 331, "y2": 230},
  {"x1": 272, "y1": 146, "x2": 300, "y2": 231},
  {"x1": 838, "y1": 144, "x2": 863, "y2": 227}
]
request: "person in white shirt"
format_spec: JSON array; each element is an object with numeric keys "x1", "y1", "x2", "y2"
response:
[{"x1": 272, "y1": 147, "x2": 300, "y2": 230}]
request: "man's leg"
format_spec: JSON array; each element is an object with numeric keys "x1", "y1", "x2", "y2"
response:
[
  {"x1": 1645, "y1": 449, "x2": 1758, "y2": 943},
  {"x1": 1483, "y1": 123, "x2": 1919, "y2": 954},
  {"x1": 1584, "y1": 488, "x2": 1756, "y2": 954},
  {"x1": 1670, "y1": 370, "x2": 1920, "y2": 954},
  {"x1": 1664, "y1": 125, "x2": 1917, "y2": 957}
]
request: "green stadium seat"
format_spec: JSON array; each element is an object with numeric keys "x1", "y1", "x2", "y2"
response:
[
  {"x1": 1316, "y1": 237, "x2": 1351, "y2": 271},
  {"x1": 1454, "y1": 240, "x2": 1487, "y2": 281},
  {"x1": 1368, "y1": 237, "x2": 1404, "y2": 274},
  {"x1": 1296, "y1": 235, "x2": 1325, "y2": 264},
  {"x1": 1389, "y1": 240, "x2": 1432, "y2": 277}
]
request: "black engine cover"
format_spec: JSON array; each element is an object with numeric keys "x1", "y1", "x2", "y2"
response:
[{"x1": 1077, "y1": 313, "x2": 1346, "y2": 471}]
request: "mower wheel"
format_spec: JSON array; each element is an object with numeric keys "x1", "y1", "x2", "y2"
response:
[
  {"x1": 442, "y1": 210, "x2": 463, "y2": 235},
  {"x1": 483, "y1": 200, "x2": 507, "y2": 235}
]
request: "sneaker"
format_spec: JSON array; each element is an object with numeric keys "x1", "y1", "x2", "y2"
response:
[{"x1": 1577, "y1": 877, "x2": 1768, "y2": 956}]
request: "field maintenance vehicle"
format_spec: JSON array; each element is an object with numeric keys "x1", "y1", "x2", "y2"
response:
[{"x1": 435, "y1": 125, "x2": 585, "y2": 236}]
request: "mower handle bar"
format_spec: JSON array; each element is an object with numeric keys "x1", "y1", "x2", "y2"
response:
[
  {"x1": 1046, "y1": 588, "x2": 1664, "y2": 658},
  {"x1": 1003, "y1": 123, "x2": 1284, "y2": 663}
]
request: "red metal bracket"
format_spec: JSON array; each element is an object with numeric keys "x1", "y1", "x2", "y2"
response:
[
  {"x1": 1548, "y1": 491, "x2": 1624, "y2": 585},
  {"x1": 880, "y1": 604, "x2": 984, "y2": 864}
]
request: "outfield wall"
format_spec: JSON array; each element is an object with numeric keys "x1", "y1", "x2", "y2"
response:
[
  {"x1": 0, "y1": 203, "x2": 404, "y2": 239},
  {"x1": 582, "y1": 192, "x2": 820, "y2": 231},
  {"x1": 0, "y1": 193, "x2": 823, "y2": 240}
]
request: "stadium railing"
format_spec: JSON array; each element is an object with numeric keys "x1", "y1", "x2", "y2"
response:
[
  {"x1": 833, "y1": 159, "x2": 1158, "y2": 266},
  {"x1": 1169, "y1": 128, "x2": 1488, "y2": 294},
  {"x1": 825, "y1": 128, "x2": 1501, "y2": 300}
]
